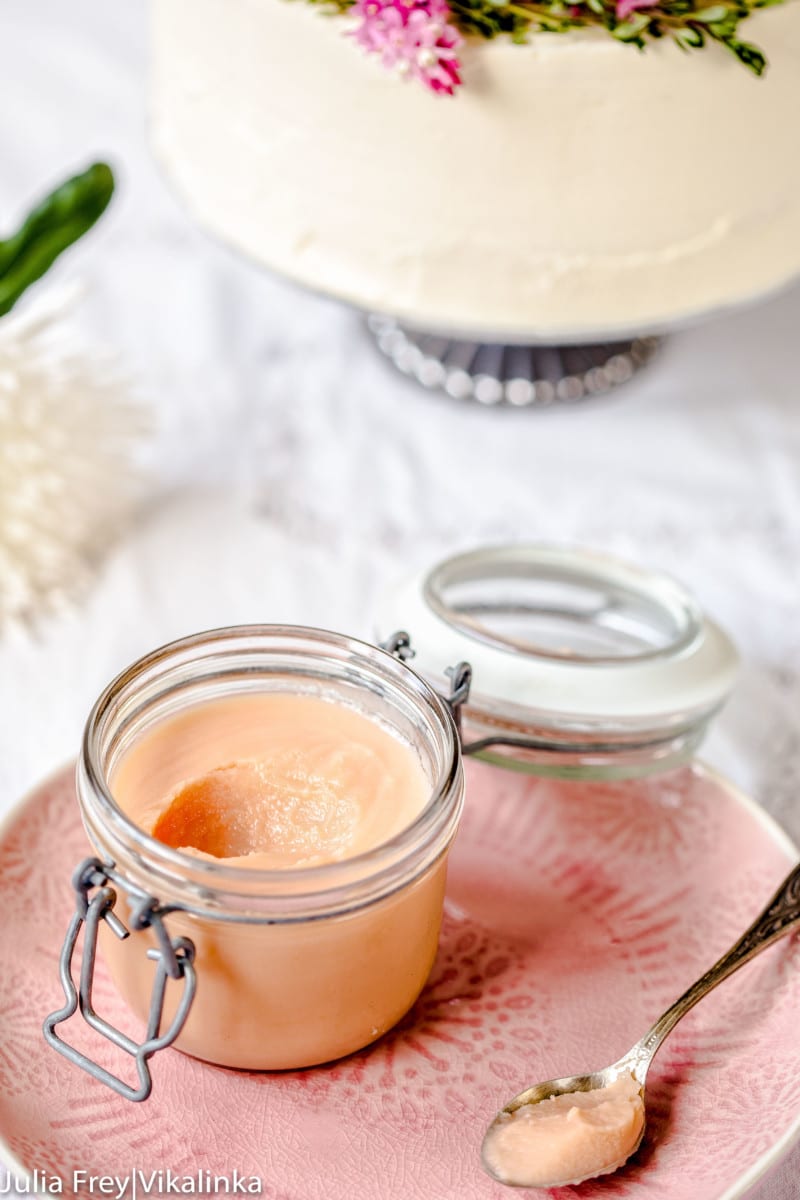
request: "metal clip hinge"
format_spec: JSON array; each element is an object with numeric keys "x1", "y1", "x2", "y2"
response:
[
  {"x1": 381, "y1": 631, "x2": 472, "y2": 737},
  {"x1": 380, "y1": 630, "x2": 416, "y2": 662},
  {"x1": 43, "y1": 857, "x2": 196, "y2": 1102},
  {"x1": 443, "y1": 660, "x2": 472, "y2": 738}
]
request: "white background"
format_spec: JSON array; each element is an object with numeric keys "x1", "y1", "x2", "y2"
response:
[{"x1": 1, "y1": 1, "x2": 799, "y2": 1195}]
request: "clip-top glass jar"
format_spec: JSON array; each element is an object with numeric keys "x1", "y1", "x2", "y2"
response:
[
  {"x1": 45, "y1": 544, "x2": 739, "y2": 1103},
  {"x1": 45, "y1": 627, "x2": 464, "y2": 1099}
]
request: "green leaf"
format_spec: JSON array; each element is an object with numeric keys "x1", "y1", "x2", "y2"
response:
[
  {"x1": 673, "y1": 21, "x2": 706, "y2": 46},
  {"x1": 708, "y1": 15, "x2": 739, "y2": 34},
  {"x1": 694, "y1": 5, "x2": 729, "y2": 19},
  {"x1": 723, "y1": 35, "x2": 766, "y2": 71},
  {"x1": 0, "y1": 162, "x2": 115, "y2": 317},
  {"x1": 613, "y1": 12, "x2": 652, "y2": 38}
]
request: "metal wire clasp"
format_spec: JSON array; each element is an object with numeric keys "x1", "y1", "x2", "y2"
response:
[
  {"x1": 381, "y1": 630, "x2": 473, "y2": 737},
  {"x1": 43, "y1": 857, "x2": 196, "y2": 1102},
  {"x1": 381, "y1": 631, "x2": 559, "y2": 758}
]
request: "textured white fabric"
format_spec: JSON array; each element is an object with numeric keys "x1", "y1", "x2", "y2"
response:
[{"x1": 0, "y1": 1, "x2": 799, "y2": 1195}]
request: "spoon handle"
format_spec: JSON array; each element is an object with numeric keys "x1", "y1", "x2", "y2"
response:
[{"x1": 639, "y1": 860, "x2": 800, "y2": 1060}]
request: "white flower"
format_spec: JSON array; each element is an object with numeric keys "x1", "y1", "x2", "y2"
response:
[{"x1": 0, "y1": 287, "x2": 147, "y2": 628}]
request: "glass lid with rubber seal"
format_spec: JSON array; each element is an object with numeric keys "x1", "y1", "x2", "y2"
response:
[{"x1": 376, "y1": 545, "x2": 739, "y2": 777}]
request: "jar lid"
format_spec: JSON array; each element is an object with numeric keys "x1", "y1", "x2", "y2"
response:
[{"x1": 376, "y1": 545, "x2": 738, "y2": 755}]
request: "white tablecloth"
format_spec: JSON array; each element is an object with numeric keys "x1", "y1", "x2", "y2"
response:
[{"x1": 1, "y1": 1, "x2": 799, "y2": 1195}]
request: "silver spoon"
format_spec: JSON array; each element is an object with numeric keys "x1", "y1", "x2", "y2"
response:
[{"x1": 482, "y1": 859, "x2": 800, "y2": 1188}]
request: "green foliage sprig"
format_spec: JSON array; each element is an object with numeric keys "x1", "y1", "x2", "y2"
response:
[{"x1": 304, "y1": 0, "x2": 784, "y2": 73}]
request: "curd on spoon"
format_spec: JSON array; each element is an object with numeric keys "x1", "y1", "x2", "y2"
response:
[
  {"x1": 482, "y1": 858, "x2": 800, "y2": 1188},
  {"x1": 482, "y1": 1073, "x2": 645, "y2": 1188}
]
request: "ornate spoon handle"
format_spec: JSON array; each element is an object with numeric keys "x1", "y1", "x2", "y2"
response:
[{"x1": 639, "y1": 860, "x2": 800, "y2": 1061}]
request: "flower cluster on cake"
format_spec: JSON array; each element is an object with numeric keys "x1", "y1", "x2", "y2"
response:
[{"x1": 308, "y1": 0, "x2": 786, "y2": 92}]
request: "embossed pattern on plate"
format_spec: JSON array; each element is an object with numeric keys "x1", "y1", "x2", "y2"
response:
[{"x1": 0, "y1": 763, "x2": 798, "y2": 1199}]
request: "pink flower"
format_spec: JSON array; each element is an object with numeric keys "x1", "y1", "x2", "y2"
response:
[
  {"x1": 351, "y1": 0, "x2": 463, "y2": 95},
  {"x1": 615, "y1": 0, "x2": 658, "y2": 19}
]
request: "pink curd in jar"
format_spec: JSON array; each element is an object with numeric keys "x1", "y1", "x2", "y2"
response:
[
  {"x1": 114, "y1": 693, "x2": 430, "y2": 868},
  {"x1": 100, "y1": 691, "x2": 453, "y2": 1070}
]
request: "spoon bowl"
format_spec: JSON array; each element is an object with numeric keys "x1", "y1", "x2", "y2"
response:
[{"x1": 481, "y1": 1055, "x2": 649, "y2": 1187}]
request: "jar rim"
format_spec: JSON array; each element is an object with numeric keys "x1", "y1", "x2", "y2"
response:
[
  {"x1": 79, "y1": 624, "x2": 463, "y2": 918},
  {"x1": 423, "y1": 544, "x2": 704, "y2": 665}
]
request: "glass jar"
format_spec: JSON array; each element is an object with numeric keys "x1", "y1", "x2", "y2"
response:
[
  {"x1": 373, "y1": 546, "x2": 743, "y2": 1030},
  {"x1": 46, "y1": 627, "x2": 463, "y2": 1096}
]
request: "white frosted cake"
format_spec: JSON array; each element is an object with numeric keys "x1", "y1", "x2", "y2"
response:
[{"x1": 151, "y1": 0, "x2": 800, "y2": 340}]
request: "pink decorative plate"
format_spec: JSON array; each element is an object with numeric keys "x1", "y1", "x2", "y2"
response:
[{"x1": 1, "y1": 763, "x2": 799, "y2": 1199}]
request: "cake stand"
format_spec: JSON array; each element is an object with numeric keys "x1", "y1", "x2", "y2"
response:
[{"x1": 366, "y1": 314, "x2": 661, "y2": 407}]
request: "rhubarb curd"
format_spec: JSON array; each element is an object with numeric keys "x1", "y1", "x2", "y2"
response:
[
  {"x1": 112, "y1": 693, "x2": 430, "y2": 868},
  {"x1": 94, "y1": 678, "x2": 461, "y2": 1071},
  {"x1": 483, "y1": 1074, "x2": 645, "y2": 1188}
]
